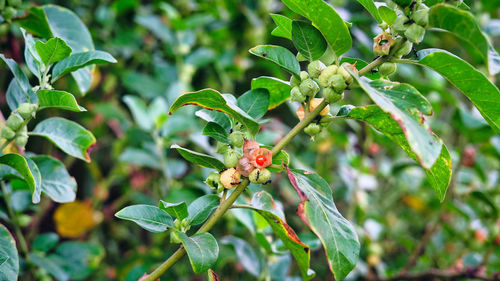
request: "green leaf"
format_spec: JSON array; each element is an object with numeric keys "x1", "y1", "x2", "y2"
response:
[
  {"x1": 21, "y1": 28, "x2": 42, "y2": 79},
  {"x1": 31, "y1": 117, "x2": 96, "y2": 162},
  {"x1": 188, "y1": 194, "x2": 220, "y2": 225},
  {"x1": 356, "y1": 0, "x2": 382, "y2": 23},
  {"x1": 43, "y1": 5, "x2": 95, "y2": 94},
  {"x1": 0, "y1": 154, "x2": 42, "y2": 204},
  {"x1": 291, "y1": 21, "x2": 328, "y2": 61},
  {"x1": 31, "y1": 156, "x2": 76, "y2": 203},
  {"x1": 207, "y1": 269, "x2": 220, "y2": 281},
  {"x1": 337, "y1": 105, "x2": 452, "y2": 201},
  {"x1": 203, "y1": 122, "x2": 229, "y2": 143},
  {"x1": 428, "y1": 4, "x2": 500, "y2": 75},
  {"x1": 51, "y1": 51, "x2": 117, "y2": 82},
  {"x1": 29, "y1": 253, "x2": 69, "y2": 281},
  {"x1": 123, "y1": 95, "x2": 153, "y2": 131},
  {"x1": 237, "y1": 89, "x2": 270, "y2": 119},
  {"x1": 196, "y1": 109, "x2": 232, "y2": 130},
  {"x1": 16, "y1": 6, "x2": 53, "y2": 39},
  {"x1": 237, "y1": 191, "x2": 315, "y2": 280},
  {"x1": 0, "y1": 54, "x2": 36, "y2": 104},
  {"x1": 281, "y1": 0, "x2": 352, "y2": 57},
  {"x1": 169, "y1": 89, "x2": 260, "y2": 135},
  {"x1": 349, "y1": 72, "x2": 442, "y2": 169},
  {"x1": 402, "y1": 49, "x2": 500, "y2": 134},
  {"x1": 52, "y1": 241, "x2": 103, "y2": 280},
  {"x1": 37, "y1": 90, "x2": 86, "y2": 112},
  {"x1": 177, "y1": 232, "x2": 219, "y2": 274},
  {"x1": 221, "y1": 236, "x2": 262, "y2": 277},
  {"x1": 33, "y1": 233, "x2": 59, "y2": 252},
  {"x1": 119, "y1": 148, "x2": 162, "y2": 170},
  {"x1": 270, "y1": 14, "x2": 293, "y2": 40},
  {"x1": 35, "y1": 37, "x2": 72, "y2": 66},
  {"x1": 378, "y1": 6, "x2": 397, "y2": 25},
  {"x1": 249, "y1": 45, "x2": 300, "y2": 76},
  {"x1": 286, "y1": 168, "x2": 359, "y2": 281},
  {"x1": 251, "y1": 76, "x2": 291, "y2": 110},
  {"x1": 0, "y1": 224, "x2": 19, "y2": 281},
  {"x1": 171, "y1": 144, "x2": 226, "y2": 171},
  {"x1": 6, "y1": 79, "x2": 37, "y2": 112},
  {"x1": 159, "y1": 201, "x2": 188, "y2": 220},
  {"x1": 115, "y1": 205, "x2": 173, "y2": 233}
]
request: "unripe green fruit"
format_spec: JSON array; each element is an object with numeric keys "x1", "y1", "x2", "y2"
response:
[
  {"x1": 299, "y1": 71, "x2": 309, "y2": 81},
  {"x1": 392, "y1": 15, "x2": 409, "y2": 34},
  {"x1": 216, "y1": 141, "x2": 229, "y2": 154},
  {"x1": 223, "y1": 149, "x2": 240, "y2": 168},
  {"x1": 328, "y1": 74, "x2": 347, "y2": 93},
  {"x1": 17, "y1": 214, "x2": 31, "y2": 227},
  {"x1": 318, "y1": 65, "x2": 338, "y2": 88},
  {"x1": 339, "y1": 64, "x2": 354, "y2": 84},
  {"x1": 17, "y1": 103, "x2": 35, "y2": 119},
  {"x1": 308, "y1": 60, "x2": 326, "y2": 79},
  {"x1": 15, "y1": 135, "x2": 28, "y2": 147},
  {"x1": 205, "y1": 172, "x2": 220, "y2": 190},
  {"x1": 181, "y1": 218, "x2": 190, "y2": 228},
  {"x1": 290, "y1": 86, "x2": 306, "y2": 103},
  {"x1": 299, "y1": 78, "x2": 319, "y2": 97},
  {"x1": 6, "y1": 114, "x2": 24, "y2": 130},
  {"x1": 257, "y1": 168, "x2": 271, "y2": 184},
  {"x1": 323, "y1": 87, "x2": 343, "y2": 104},
  {"x1": 230, "y1": 131, "x2": 244, "y2": 148},
  {"x1": 395, "y1": 41, "x2": 413, "y2": 57},
  {"x1": 1, "y1": 127, "x2": 16, "y2": 140},
  {"x1": 249, "y1": 168, "x2": 260, "y2": 184},
  {"x1": 304, "y1": 123, "x2": 321, "y2": 137},
  {"x1": 405, "y1": 23, "x2": 426, "y2": 43},
  {"x1": 2, "y1": 7, "x2": 16, "y2": 20},
  {"x1": 290, "y1": 75, "x2": 301, "y2": 87},
  {"x1": 379, "y1": 62, "x2": 397, "y2": 76},
  {"x1": 413, "y1": 8, "x2": 429, "y2": 27}
]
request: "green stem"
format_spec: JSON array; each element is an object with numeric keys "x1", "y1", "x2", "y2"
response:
[
  {"x1": 1, "y1": 181, "x2": 29, "y2": 257},
  {"x1": 142, "y1": 179, "x2": 250, "y2": 281}
]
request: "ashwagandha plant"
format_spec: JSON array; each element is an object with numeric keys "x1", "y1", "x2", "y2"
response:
[
  {"x1": 0, "y1": 5, "x2": 116, "y2": 280},
  {"x1": 109, "y1": 0, "x2": 500, "y2": 280}
]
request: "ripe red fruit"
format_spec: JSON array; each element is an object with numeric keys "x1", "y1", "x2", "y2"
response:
[{"x1": 256, "y1": 155, "x2": 266, "y2": 166}]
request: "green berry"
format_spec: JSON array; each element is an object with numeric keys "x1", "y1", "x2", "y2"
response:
[
  {"x1": 392, "y1": 15, "x2": 409, "y2": 34},
  {"x1": 16, "y1": 103, "x2": 35, "y2": 119},
  {"x1": 318, "y1": 65, "x2": 338, "y2": 88},
  {"x1": 216, "y1": 142, "x2": 229, "y2": 154},
  {"x1": 290, "y1": 86, "x2": 306, "y2": 103},
  {"x1": 323, "y1": 87, "x2": 343, "y2": 104},
  {"x1": 15, "y1": 135, "x2": 28, "y2": 148},
  {"x1": 1, "y1": 127, "x2": 16, "y2": 140},
  {"x1": 299, "y1": 71, "x2": 309, "y2": 81},
  {"x1": 257, "y1": 168, "x2": 271, "y2": 184},
  {"x1": 379, "y1": 62, "x2": 397, "y2": 76},
  {"x1": 6, "y1": 114, "x2": 23, "y2": 130},
  {"x1": 395, "y1": 41, "x2": 413, "y2": 57},
  {"x1": 413, "y1": 8, "x2": 429, "y2": 27},
  {"x1": 230, "y1": 131, "x2": 244, "y2": 148},
  {"x1": 308, "y1": 60, "x2": 326, "y2": 79},
  {"x1": 299, "y1": 78, "x2": 319, "y2": 97},
  {"x1": 328, "y1": 74, "x2": 347, "y2": 93},
  {"x1": 290, "y1": 75, "x2": 301, "y2": 87},
  {"x1": 223, "y1": 149, "x2": 240, "y2": 168},
  {"x1": 249, "y1": 169, "x2": 260, "y2": 184},
  {"x1": 205, "y1": 172, "x2": 220, "y2": 190},
  {"x1": 304, "y1": 123, "x2": 321, "y2": 137},
  {"x1": 2, "y1": 7, "x2": 16, "y2": 21},
  {"x1": 405, "y1": 23, "x2": 426, "y2": 44},
  {"x1": 339, "y1": 64, "x2": 354, "y2": 84}
]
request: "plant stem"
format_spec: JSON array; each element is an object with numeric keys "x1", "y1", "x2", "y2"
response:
[
  {"x1": 142, "y1": 179, "x2": 250, "y2": 281},
  {"x1": 1, "y1": 181, "x2": 29, "y2": 257}
]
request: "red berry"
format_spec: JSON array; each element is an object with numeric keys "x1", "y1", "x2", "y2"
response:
[{"x1": 255, "y1": 155, "x2": 266, "y2": 166}]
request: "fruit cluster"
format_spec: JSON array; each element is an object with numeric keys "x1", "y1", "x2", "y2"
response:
[
  {"x1": 0, "y1": 0, "x2": 22, "y2": 32},
  {"x1": 1, "y1": 103, "x2": 37, "y2": 148}
]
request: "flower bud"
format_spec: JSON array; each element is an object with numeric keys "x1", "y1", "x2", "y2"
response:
[
  {"x1": 290, "y1": 75, "x2": 301, "y2": 87},
  {"x1": 304, "y1": 123, "x2": 321, "y2": 137},
  {"x1": 318, "y1": 65, "x2": 338, "y2": 88},
  {"x1": 174, "y1": 219, "x2": 182, "y2": 230},
  {"x1": 16, "y1": 103, "x2": 36, "y2": 119},
  {"x1": 379, "y1": 62, "x2": 397, "y2": 76},
  {"x1": 373, "y1": 33, "x2": 395, "y2": 56},
  {"x1": 308, "y1": 60, "x2": 326, "y2": 79},
  {"x1": 230, "y1": 131, "x2": 244, "y2": 148},
  {"x1": 392, "y1": 15, "x2": 409, "y2": 34},
  {"x1": 405, "y1": 23, "x2": 425, "y2": 44},
  {"x1": 323, "y1": 87, "x2": 343, "y2": 104},
  {"x1": 216, "y1": 141, "x2": 229, "y2": 154},
  {"x1": 205, "y1": 172, "x2": 220, "y2": 190},
  {"x1": 299, "y1": 78, "x2": 320, "y2": 97},
  {"x1": 1, "y1": 127, "x2": 16, "y2": 140},
  {"x1": 15, "y1": 134, "x2": 28, "y2": 148},
  {"x1": 299, "y1": 71, "x2": 309, "y2": 81},
  {"x1": 6, "y1": 114, "x2": 24, "y2": 130},
  {"x1": 290, "y1": 86, "x2": 306, "y2": 103},
  {"x1": 224, "y1": 149, "x2": 240, "y2": 168},
  {"x1": 395, "y1": 41, "x2": 413, "y2": 57},
  {"x1": 328, "y1": 74, "x2": 347, "y2": 93},
  {"x1": 220, "y1": 168, "x2": 241, "y2": 189}
]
